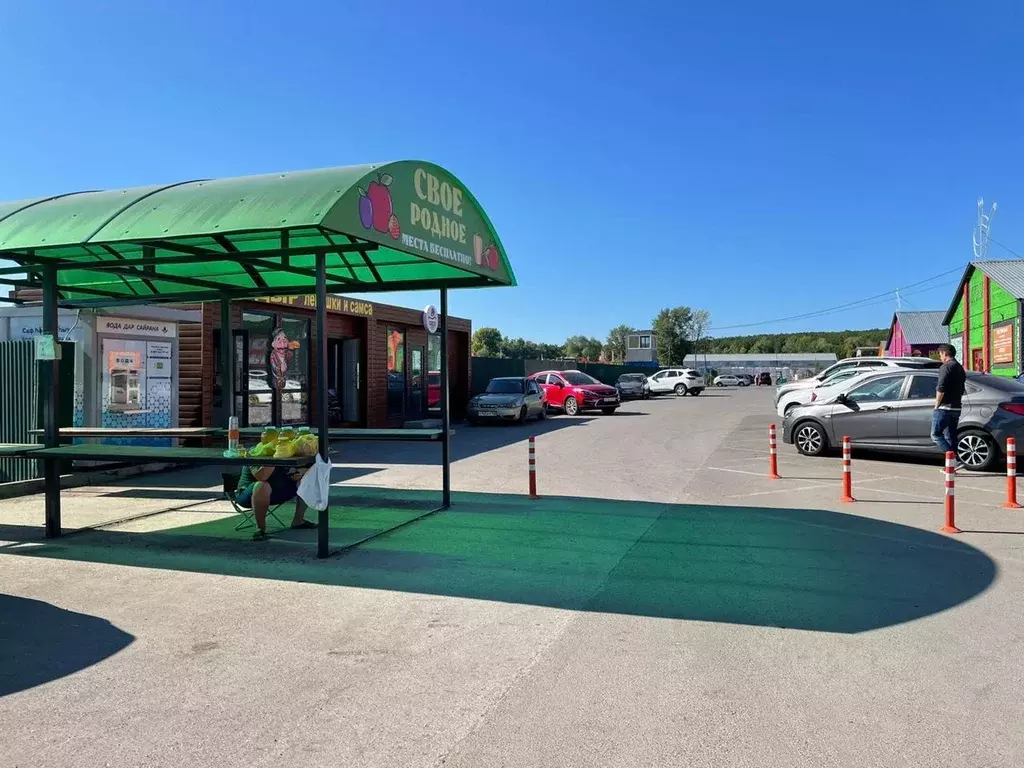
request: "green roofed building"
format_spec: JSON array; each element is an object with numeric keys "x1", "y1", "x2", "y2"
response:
[{"x1": 943, "y1": 260, "x2": 1024, "y2": 376}]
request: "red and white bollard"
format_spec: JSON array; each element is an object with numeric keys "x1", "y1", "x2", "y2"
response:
[
  {"x1": 1004, "y1": 437, "x2": 1022, "y2": 509},
  {"x1": 941, "y1": 450, "x2": 962, "y2": 534},
  {"x1": 768, "y1": 424, "x2": 781, "y2": 480},
  {"x1": 528, "y1": 435, "x2": 539, "y2": 499},
  {"x1": 840, "y1": 435, "x2": 855, "y2": 503}
]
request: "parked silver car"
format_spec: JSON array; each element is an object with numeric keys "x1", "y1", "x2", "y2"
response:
[
  {"x1": 467, "y1": 377, "x2": 547, "y2": 424},
  {"x1": 774, "y1": 356, "x2": 941, "y2": 406},
  {"x1": 782, "y1": 369, "x2": 1024, "y2": 471}
]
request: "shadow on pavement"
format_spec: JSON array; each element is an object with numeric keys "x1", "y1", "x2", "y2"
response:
[
  {"x1": 100, "y1": 467, "x2": 387, "y2": 503},
  {"x1": 0, "y1": 595, "x2": 134, "y2": 697},
  {"x1": 334, "y1": 416, "x2": 595, "y2": 467},
  {"x1": 0, "y1": 488, "x2": 996, "y2": 634}
]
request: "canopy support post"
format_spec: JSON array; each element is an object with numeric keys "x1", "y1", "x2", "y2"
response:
[
  {"x1": 315, "y1": 249, "x2": 331, "y2": 558},
  {"x1": 440, "y1": 287, "x2": 451, "y2": 509},
  {"x1": 42, "y1": 265, "x2": 61, "y2": 538},
  {"x1": 220, "y1": 297, "x2": 234, "y2": 424}
]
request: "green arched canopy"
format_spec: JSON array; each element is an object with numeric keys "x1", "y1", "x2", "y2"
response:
[{"x1": 0, "y1": 161, "x2": 515, "y2": 305}]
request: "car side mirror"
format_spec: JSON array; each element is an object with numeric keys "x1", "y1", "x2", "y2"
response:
[{"x1": 835, "y1": 393, "x2": 849, "y2": 405}]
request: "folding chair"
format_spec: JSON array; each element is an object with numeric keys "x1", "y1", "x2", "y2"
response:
[{"x1": 223, "y1": 471, "x2": 288, "y2": 531}]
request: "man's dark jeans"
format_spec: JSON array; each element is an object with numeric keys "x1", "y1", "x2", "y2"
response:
[{"x1": 931, "y1": 408, "x2": 961, "y2": 455}]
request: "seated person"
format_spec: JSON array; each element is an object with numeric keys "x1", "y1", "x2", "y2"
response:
[{"x1": 236, "y1": 462, "x2": 316, "y2": 540}]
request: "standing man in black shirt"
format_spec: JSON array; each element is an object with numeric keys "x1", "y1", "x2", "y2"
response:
[{"x1": 933, "y1": 343, "x2": 967, "y2": 469}]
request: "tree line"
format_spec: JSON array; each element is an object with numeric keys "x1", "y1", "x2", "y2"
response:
[
  {"x1": 471, "y1": 306, "x2": 711, "y2": 366},
  {"x1": 473, "y1": 320, "x2": 888, "y2": 365},
  {"x1": 701, "y1": 329, "x2": 887, "y2": 361}
]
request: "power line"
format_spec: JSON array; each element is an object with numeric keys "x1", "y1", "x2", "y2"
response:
[
  {"x1": 709, "y1": 267, "x2": 963, "y2": 332},
  {"x1": 989, "y1": 237, "x2": 1024, "y2": 260}
]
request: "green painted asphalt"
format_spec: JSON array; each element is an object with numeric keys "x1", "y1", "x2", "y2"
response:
[{"x1": 2, "y1": 487, "x2": 995, "y2": 633}]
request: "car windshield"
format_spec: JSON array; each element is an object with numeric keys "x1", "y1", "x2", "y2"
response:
[
  {"x1": 563, "y1": 372, "x2": 600, "y2": 386},
  {"x1": 618, "y1": 374, "x2": 645, "y2": 383},
  {"x1": 486, "y1": 379, "x2": 525, "y2": 394}
]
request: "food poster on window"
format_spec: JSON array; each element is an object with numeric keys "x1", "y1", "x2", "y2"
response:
[{"x1": 100, "y1": 337, "x2": 174, "y2": 446}]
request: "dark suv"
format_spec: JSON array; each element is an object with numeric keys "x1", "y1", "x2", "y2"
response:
[{"x1": 756, "y1": 372, "x2": 772, "y2": 386}]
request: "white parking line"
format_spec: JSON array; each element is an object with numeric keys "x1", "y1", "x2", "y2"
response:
[
  {"x1": 727, "y1": 483, "x2": 835, "y2": 499},
  {"x1": 851, "y1": 482, "x2": 994, "y2": 508},
  {"x1": 706, "y1": 466, "x2": 768, "y2": 477}
]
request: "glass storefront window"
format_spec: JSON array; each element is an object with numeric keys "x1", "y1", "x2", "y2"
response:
[
  {"x1": 277, "y1": 316, "x2": 309, "y2": 424},
  {"x1": 387, "y1": 327, "x2": 405, "y2": 418},
  {"x1": 428, "y1": 333, "x2": 441, "y2": 412},
  {"x1": 244, "y1": 312, "x2": 274, "y2": 427}
]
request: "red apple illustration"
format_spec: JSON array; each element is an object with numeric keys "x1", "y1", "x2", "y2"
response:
[
  {"x1": 388, "y1": 214, "x2": 401, "y2": 240},
  {"x1": 483, "y1": 245, "x2": 499, "y2": 271},
  {"x1": 367, "y1": 173, "x2": 394, "y2": 234}
]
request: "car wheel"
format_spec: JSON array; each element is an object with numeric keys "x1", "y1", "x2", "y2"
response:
[
  {"x1": 794, "y1": 421, "x2": 828, "y2": 457},
  {"x1": 563, "y1": 396, "x2": 579, "y2": 416},
  {"x1": 601, "y1": 407, "x2": 617, "y2": 415},
  {"x1": 957, "y1": 430, "x2": 997, "y2": 472},
  {"x1": 517, "y1": 406, "x2": 528, "y2": 424},
  {"x1": 716, "y1": 382, "x2": 723, "y2": 387},
  {"x1": 674, "y1": 384, "x2": 686, "y2": 396},
  {"x1": 643, "y1": 391, "x2": 650, "y2": 400},
  {"x1": 537, "y1": 403, "x2": 547, "y2": 420}
]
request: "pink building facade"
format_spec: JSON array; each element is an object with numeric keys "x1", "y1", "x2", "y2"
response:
[{"x1": 884, "y1": 311, "x2": 947, "y2": 358}]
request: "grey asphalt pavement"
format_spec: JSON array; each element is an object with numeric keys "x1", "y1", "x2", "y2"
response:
[{"x1": 2, "y1": 387, "x2": 1023, "y2": 767}]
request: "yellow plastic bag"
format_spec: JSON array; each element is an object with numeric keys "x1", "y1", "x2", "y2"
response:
[
  {"x1": 274, "y1": 440, "x2": 296, "y2": 458},
  {"x1": 295, "y1": 433, "x2": 319, "y2": 456}
]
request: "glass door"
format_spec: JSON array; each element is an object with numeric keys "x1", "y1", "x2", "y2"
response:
[
  {"x1": 243, "y1": 312, "x2": 274, "y2": 427},
  {"x1": 276, "y1": 316, "x2": 309, "y2": 425},
  {"x1": 343, "y1": 337, "x2": 362, "y2": 423},
  {"x1": 386, "y1": 328, "x2": 406, "y2": 419},
  {"x1": 327, "y1": 339, "x2": 343, "y2": 425},
  {"x1": 409, "y1": 346, "x2": 425, "y2": 419},
  {"x1": 213, "y1": 329, "x2": 248, "y2": 426}
]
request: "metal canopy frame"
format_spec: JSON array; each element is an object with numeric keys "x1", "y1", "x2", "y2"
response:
[{"x1": 0, "y1": 162, "x2": 514, "y2": 558}]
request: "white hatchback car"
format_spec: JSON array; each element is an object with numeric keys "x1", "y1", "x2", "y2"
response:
[
  {"x1": 776, "y1": 369, "x2": 877, "y2": 418},
  {"x1": 647, "y1": 368, "x2": 705, "y2": 396},
  {"x1": 713, "y1": 374, "x2": 747, "y2": 387}
]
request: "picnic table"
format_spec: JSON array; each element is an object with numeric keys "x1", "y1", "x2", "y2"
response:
[
  {"x1": 0, "y1": 443, "x2": 42, "y2": 457},
  {"x1": 23, "y1": 444, "x2": 315, "y2": 468},
  {"x1": 29, "y1": 427, "x2": 445, "y2": 442}
]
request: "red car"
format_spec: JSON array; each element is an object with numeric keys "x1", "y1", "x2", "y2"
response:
[{"x1": 529, "y1": 370, "x2": 620, "y2": 416}]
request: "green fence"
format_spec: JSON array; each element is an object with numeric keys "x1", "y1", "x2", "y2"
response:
[
  {"x1": 0, "y1": 340, "x2": 75, "y2": 483},
  {"x1": 471, "y1": 357, "x2": 659, "y2": 394}
]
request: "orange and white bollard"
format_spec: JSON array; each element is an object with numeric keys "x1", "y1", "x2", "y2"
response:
[
  {"x1": 1004, "y1": 437, "x2": 1021, "y2": 509},
  {"x1": 941, "y1": 451, "x2": 962, "y2": 534},
  {"x1": 528, "y1": 435, "x2": 539, "y2": 499},
  {"x1": 768, "y1": 424, "x2": 781, "y2": 480},
  {"x1": 840, "y1": 435, "x2": 855, "y2": 503}
]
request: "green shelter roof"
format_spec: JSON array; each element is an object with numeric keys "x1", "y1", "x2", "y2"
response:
[{"x1": 0, "y1": 162, "x2": 515, "y2": 305}]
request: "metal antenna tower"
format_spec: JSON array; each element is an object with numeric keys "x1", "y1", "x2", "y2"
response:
[{"x1": 973, "y1": 198, "x2": 997, "y2": 259}]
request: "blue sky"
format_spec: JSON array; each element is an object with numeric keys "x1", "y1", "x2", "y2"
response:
[{"x1": 2, "y1": 1, "x2": 1023, "y2": 341}]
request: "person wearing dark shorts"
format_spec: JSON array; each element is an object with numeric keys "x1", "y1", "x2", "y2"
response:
[
  {"x1": 236, "y1": 463, "x2": 315, "y2": 540},
  {"x1": 932, "y1": 343, "x2": 967, "y2": 471}
]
